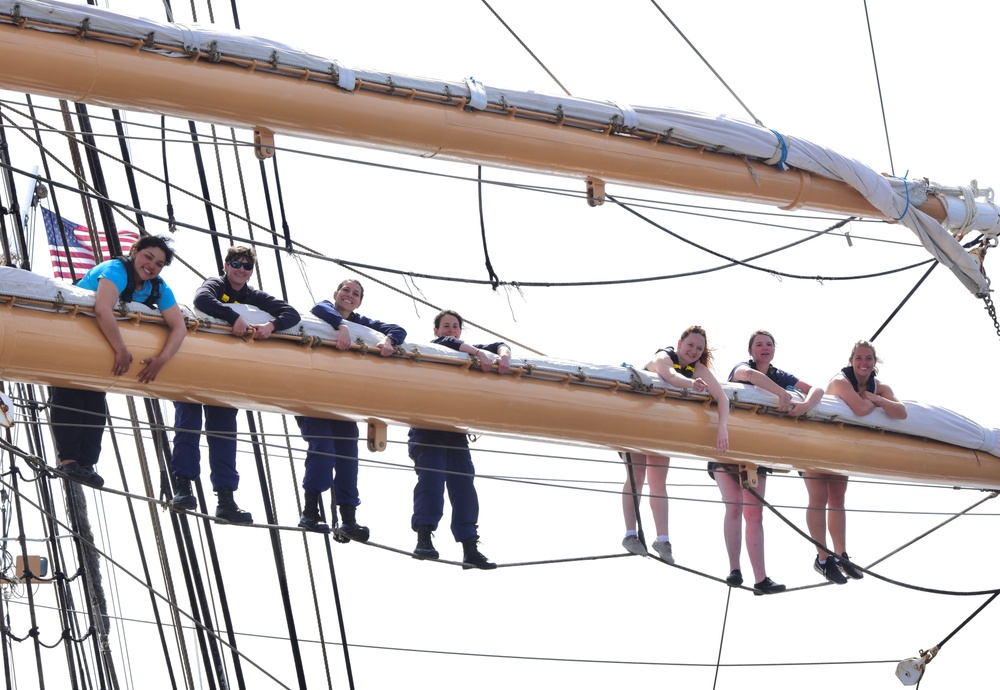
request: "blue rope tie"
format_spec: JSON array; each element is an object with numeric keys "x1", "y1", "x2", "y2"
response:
[
  {"x1": 890, "y1": 170, "x2": 911, "y2": 221},
  {"x1": 769, "y1": 129, "x2": 789, "y2": 171}
]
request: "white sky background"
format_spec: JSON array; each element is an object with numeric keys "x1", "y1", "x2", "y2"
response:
[{"x1": 3, "y1": 0, "x2": 1000, "y2": 688}]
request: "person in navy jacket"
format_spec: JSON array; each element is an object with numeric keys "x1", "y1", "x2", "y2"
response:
[
  {"x1": 296, "y1": 278, "x2": 406, "y2": 541},
  {"x1": 170, "y1": 245, "x2": 300, "y2": 523},
  {"x1": 409, "y1": 309, "x2": 511, "y2": 569}
]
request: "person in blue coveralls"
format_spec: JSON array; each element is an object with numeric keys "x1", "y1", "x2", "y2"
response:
[
  {"x1": 170, "y1": 245, "x2": 300, "y2": 524},
  {"x1": 409, "y1": 309, "x2": 511, "y2": 570},
  {"x1": 720, "y1": 329, "x2": 824, "y2": 595},
  {"x1": 805, "y1": 339, "x2": 906, "y2": 584},
  {"x1": 296, "y1": 278, "x2": 406, "y2": 541},
  {"x1": 620, "y1": 325, "x2": 729, "y2": 569},
  {"x1": 50, "y1": 235, "x2": 187, "y2": 489}
]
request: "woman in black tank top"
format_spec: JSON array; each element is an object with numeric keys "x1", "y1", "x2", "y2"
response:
[
  {"x1": 805, "y1": 340, "x2": 906, "y2": 585},
  {"x1": 619, "y1": 326, "x2": 730, "y2": 566}
]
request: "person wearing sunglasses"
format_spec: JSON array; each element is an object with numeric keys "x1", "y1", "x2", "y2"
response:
[{"x1": 170, "y1": 245, "x2": 301, "y2": 523}]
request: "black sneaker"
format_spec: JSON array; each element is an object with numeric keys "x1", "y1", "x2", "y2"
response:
[
  {"x1": 814, "y1": 555, "x2": 848, "y2": 584},
  {"x1": 836, "y1": 552, "x2": 864, "y2": 580},
  {"x1": 725, "y1": 569, "x2": 744, "y2": 587},
  {"x1": 753, "y1": 577, "x2": 786, "y2": 595},
  {"x1": 60, "y1": 463, "x2": 105, "y2": 489}
]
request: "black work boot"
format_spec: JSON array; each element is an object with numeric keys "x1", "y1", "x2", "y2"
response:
[
  {"x1": 412, "y1": 525, "x2": 439, "y2": 560},
  {"x1": 298, "y1": 490, "x2": 330, "y2": 533},
  {"x1": 171, "y1": 476, "x2": 197, "y2": 511},
  {"x1": 333, "y1": 504, "x2": 370, "y2": 543},
  {"x1": 215, "y1": 488, "x2": 253, "y2": 524},
  {"x1": 461, "y1": 537, "x2": 497, "y2": 570}
]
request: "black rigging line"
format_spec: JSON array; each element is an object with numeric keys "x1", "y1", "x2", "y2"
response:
[
  {"x1": 0, "y1": 117, "x2": 29, "y2": 270},
  {"x1": 107, "y1": 399, "x2": 181, "y2": 689},
  {"x1": 477, "y1": 166, "x2": 502, "y2": 290},
  {"x1": 648, "y1": 0, "x2": 763, "y2": 127},
  {"x1": 869, "y1": 235, "x2": 984, "y2": 342},
  {"x1": 161, "y1": 116, "x2": 177, "y2": 233},
  {"x1": 245, "y1": 412, "x2": 307, "y2": 690},
  {"x1": 186, "y1": 121, "x2": 226, "y2": 273},
  {"x1": 863, "y1": 0, "x2": 895, "y2": 177},
  {"x1": 319, "y1": 524, "x2": 357, "y2": 690},
  {"x1": 747, "y1": 484, "x2": 1000, "y2": 597},
  {"x1": 622, "y1": 453, "x2": 648, "y2": 554},
  {"x1": 20, "y1": 97, "x2": 79, "y2": 281},
  {"x1": 109, "y1": 109, "x2": 147, "y2": 234},
  {"x1": 257, "y1": 157, "x2": 291, "y2": 299},
  {"x1": 3, "y1": 472, "x2": 293, "y2": 688},
  {"x1": 72, "y1": 103, "x2": 121, "y2": 259},
  {"x1": 870, "y1": 261, "x2": 938, "y2": 342},
  {"x1": 479, "y1": 0, "x2": 572, "y2": 96},
  {"x1": 610, "y1": 195, "x2": 935, "y2": 284},
  {"x1": 3, "y1": 98, "x2": 914, "y2": 246}
]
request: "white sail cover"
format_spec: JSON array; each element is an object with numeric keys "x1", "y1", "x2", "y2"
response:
[{"x1": 1, "y1": 0, "x2": 995, "y2": 295}]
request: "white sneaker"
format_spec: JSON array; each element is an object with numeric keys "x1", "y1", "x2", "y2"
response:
[
  {"x1": 621, "y1": 535, "x2": 647, "y2": 556},
  {"x1": 652, "y1": 540, "x2": 675, "y2": 564}
]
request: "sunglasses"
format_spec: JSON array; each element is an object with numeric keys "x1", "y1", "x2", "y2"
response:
[{"x1": 228, "y1": 260, "x2": 255, "y2": 271}]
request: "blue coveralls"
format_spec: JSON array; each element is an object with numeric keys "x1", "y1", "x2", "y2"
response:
[
  {"x1": 170, "y1": 275, "x2": 300, "y2": 490},
  {"x1": 298, "y1": 300, "x2": 407, "y2": 505},
  {"x1": 409, "y1": 338, "x2": 507, "y2": 542}
]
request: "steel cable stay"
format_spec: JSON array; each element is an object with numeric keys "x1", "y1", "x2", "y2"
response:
[
  {"x1": 0, "y1": 472, "x2": 296, "y2": 688},
  {"x1": 2, "y1": 95, "x2": 923, "y2": 243},
  {"x1": 745, "y1": 484, "x2": 1000, "y2": 597},
  {"x1": 0, "y1": 103, "x2": 938, "y2": 289},
  {"x1": 7, "y1": 423, "x2": 999, "y2": 676},
  {"x1": 2, "y1": 150, "x2": 917, "y2": 292},
  {"x1": 16, "y1": 397, "x2": 1000, "y2": 517}
]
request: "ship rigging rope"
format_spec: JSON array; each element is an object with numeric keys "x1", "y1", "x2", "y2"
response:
[
  {"x1": 0, "y1": 471, "x2": 297, "y2": 688},
  {"x1": 5, "y1": 596, "x2": 902, "y2": 672},
  {"x1": 479, "y1": 0, "x2": 571, "y2": 97},
  {"x1": 7, "y1": 400, "x2": 1000, "y2": 680},
  {"x1": 746, "y1": 484, "x2": 1000, "y2": 596},
  {"x1": 0, "y1": 99, "x2": 931, "y2": 281},
  {"x1": 648, "y1": 0, "x2": 764, "y2": 128},
  {"x1": 13, "y1": 416, "x2": 1000, "y2": 587},
  {"x1": 3, "y1": 93, "x2": 920, "y2": 245},
  {"x1": 18, "y1": 396, "x2": 1000, "y2": 516},
  {"x1": 863, "y1": 0, "x2": 896, "y2": 177}
]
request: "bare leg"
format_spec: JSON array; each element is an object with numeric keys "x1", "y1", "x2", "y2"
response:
[
  {"x1": 621, "y1": 453, "x2": 648, "y2": 531},
  {"x1": 827, "y1": 475, "x2": 849, "y2": 555},
  {"x1": 803, "y1": 471, "x2": 833, "y2": 558},
  {"x1": 714, "y1": 469, "x2": 744, "y2": 572},
  {"x1": 743, "y1": 474, "x2": 767, "y2": 583},
  {"x1": 645, "y1": 454, "x2": 671, "y2": 537}
]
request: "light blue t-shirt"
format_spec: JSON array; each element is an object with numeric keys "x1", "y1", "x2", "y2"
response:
[{"x1": 76, "y1": 259, "x2": 177, "y2": 310}]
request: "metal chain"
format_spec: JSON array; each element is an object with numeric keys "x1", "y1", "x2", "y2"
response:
[{"x1": 983, "y1": 293, "x2": 1000, "y2": 341}]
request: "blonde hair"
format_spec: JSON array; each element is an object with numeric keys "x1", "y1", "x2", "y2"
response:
[
  {"x1": 849, "y1": 339, "x2": 881, "y2": 376},
  {"x1": 680, "y1": 325, "x2": 713, "y2": 367}
]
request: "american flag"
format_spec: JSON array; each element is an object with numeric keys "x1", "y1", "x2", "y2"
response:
[{"x1": 42, "y1": 207, "x2": 139, "y2": 281}]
